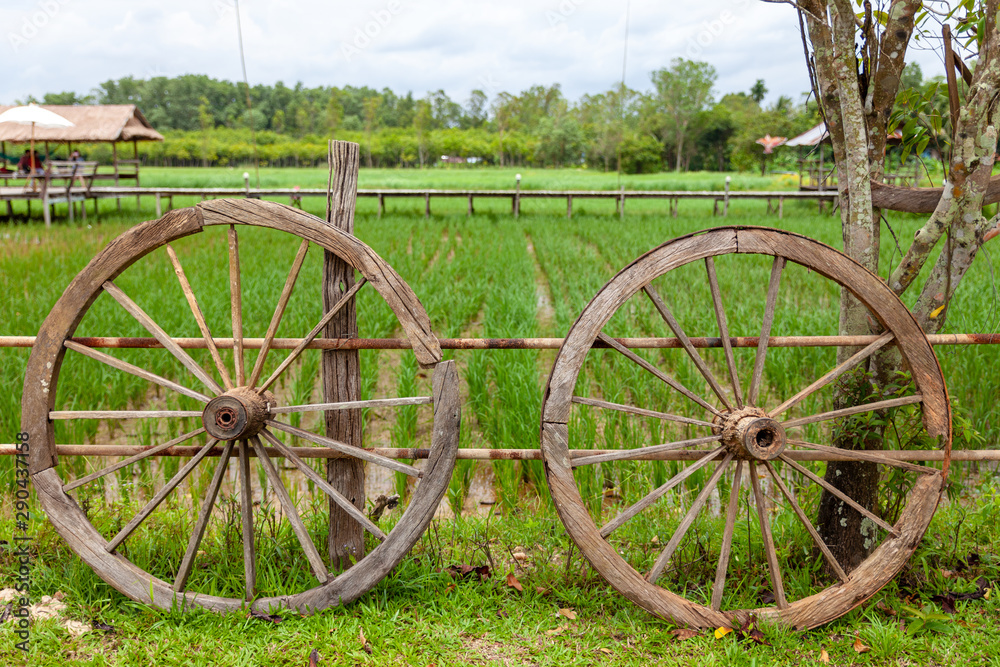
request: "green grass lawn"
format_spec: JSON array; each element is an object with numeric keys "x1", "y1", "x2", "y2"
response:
[
  {"x1": 1, "y1": 493, "x2": 998, "y2": 666},
  {"x1": 1, "y1": 175, "x2": 998, "y2": 664},
  {"x1": 138, "y1": 165, "x2": 798, "y2": 192}
]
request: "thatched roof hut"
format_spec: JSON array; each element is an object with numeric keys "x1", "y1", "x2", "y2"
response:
[{"x1": 0, "y1": 104, "x2": 163, "y2": 143}]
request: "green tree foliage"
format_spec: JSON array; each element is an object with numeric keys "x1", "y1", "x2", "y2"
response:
[
  {"x1": 31, "y1": 71, "x2": 816, "y2": 171},
  {"x1": 648, "y1": 58, "x2": 718, "y2": 171}
]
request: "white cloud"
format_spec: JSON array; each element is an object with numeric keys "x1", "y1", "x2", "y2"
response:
[{"x1": 0, "y1": 0, "x2": 947, "y2": 107}]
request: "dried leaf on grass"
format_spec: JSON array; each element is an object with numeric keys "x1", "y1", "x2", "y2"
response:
[
  {"x1": 736, "y1": 616, "x2": 771, "y2": 646},
  {"x1": 248, "y1": 609, "x2": 283, "y2": 624},
  {"x1": 308, "y1": 648, "x2": 320, "y2": 667},
  {"x1": 671, "y1": 628, "x2": 701, "y2": 641},
  {"x1": 819, "y1": 649, "x2": 831, "y2": 663},
  {"x1": 546, "y1": 623, "x2": 570, "y2": 636},
  {"x1": 506, "y1": 573, "x2": 523, "y2": 592},
  {"x1": 446, "y1": 563, "x2": 491, "y2": 581},
  {"x1": 359, "y1": 629, "x2": 372, "y2": 654},
  {"x1": 63, "y1": 620, "x2": 90, "y2": 637},
  {"x1": 557, "y1": 608, "x2": 577, "y2": 620},
  {"x1": 932, "y1": 576, "x2": 992, "y2": 614},
  {"x1": 853, "y1": 636, "x2": 871, "y2": 654}
]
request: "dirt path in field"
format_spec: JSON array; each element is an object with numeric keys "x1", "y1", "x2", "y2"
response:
[{"x1": 524, "y1": 232, "x2": 557, "y2": 386}]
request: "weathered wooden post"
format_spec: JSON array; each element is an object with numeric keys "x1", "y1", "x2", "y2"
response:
[
  {"x1": 323, "y1": 141, "x2": 365, "y2": 568},
  {"x1": 514, "y1": 173, "x2": 521, "y2": 218},
  {"x1": 723, "y1": 175, "x2": 731, "y2": 217}
]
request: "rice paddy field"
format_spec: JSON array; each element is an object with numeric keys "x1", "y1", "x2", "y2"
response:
[{"x1": 1, "y1": 169, "x2": 998, "y2": 665}]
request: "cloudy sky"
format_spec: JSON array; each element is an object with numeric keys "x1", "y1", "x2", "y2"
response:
[{"x1": 2, "y1": 0, "x2": 947, "y2": 108}]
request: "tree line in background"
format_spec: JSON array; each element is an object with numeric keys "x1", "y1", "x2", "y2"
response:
[{"x1": 20, "y1": 57, "x2": 936, "y2": 173}]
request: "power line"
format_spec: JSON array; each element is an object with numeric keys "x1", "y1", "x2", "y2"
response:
[
  {"x1": 617, "y1": 0, "x2": 631, "y2": 189},
  {"x1": 234, "y1": 0, "x2": 261, "y2": 189}
]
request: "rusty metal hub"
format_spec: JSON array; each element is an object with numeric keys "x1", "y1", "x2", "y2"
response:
[
  {"x1": 716, "y1": 406, "x2": 787, "y2": 461},
  {"x1": 202, "y1": 387, "x2": 275, "y2": 441}
]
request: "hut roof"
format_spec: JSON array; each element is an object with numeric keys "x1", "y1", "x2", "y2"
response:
[
  {"x1": 785, "y1": 122, "x2": 828, "y2": 147},
  {"x1": 0, "y1": 104, "x2": 164, "y2": 143},
  {"x1": 785, "y1": 121, "x2": 903, "y2": 147}
]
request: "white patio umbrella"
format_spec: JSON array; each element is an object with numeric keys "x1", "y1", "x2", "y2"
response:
[{"x1": 0, "y1": 103, "x2": 74, "y2": 170}]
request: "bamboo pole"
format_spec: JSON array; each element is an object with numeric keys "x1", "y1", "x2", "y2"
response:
[{"x1": 3, "y1": 333, "x2": 998, "y2": 350}]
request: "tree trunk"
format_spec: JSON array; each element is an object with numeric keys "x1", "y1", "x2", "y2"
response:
[
  {"x1": 806, "y1": 0, "x2": 883, "y2": 570},
  {"x1": 674, "y1": 126, "x2": 684, "y2": 172},
  {"x1": 799, "y1": 0, "x2": 1000, "y2": 573}
]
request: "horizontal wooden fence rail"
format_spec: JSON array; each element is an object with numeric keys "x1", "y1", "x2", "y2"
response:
[
  {"x1": 4, "y1": 185, "x2": 839, "y2": 222},
  {"x1": 2, "y1": 333, "x2": 998, "y2": 350},
  {"x1": 0, "y1": 444, "x2": 996, "y2": 461}
]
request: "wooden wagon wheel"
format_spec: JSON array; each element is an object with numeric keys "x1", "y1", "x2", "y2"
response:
[
  {"x1": 23, "y1": 199, "x2": 459, "y2": 614},
  {"x1": 541, "y1": 226, "x2": 951, "y2": 630}
]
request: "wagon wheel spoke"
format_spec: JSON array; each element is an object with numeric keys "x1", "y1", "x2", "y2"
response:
[
  {"x1": 600, "y1": 446, "x2": 725, "y2": 537},
  {"x1": 105, "y1": 438, "x2": 219, "y2": 553},
  {"x1": 777, "y1": 454, "x2": 899, "y2": 536},
  {"x1": 257, "y1": 276, "x2": 368, "y2": 393},
  {"x1": 643, "y1": 283, "x2": 732, "y2": 410},
  {"x1": 705, "y1": 257, "x2": 743, "y2": 408},
  {"x1": 103, "y1": 280, "x2": 223, "y2": 395},
  {"x1": 166, "y1": 244, "x2": 234, "y2": 391},
  {"x1": 259, "y1": 429, "x2": 386, "y2": 540},
  {"x1": 596, "y1": 332, "x2": 723, "y2": 418},
  {"x1": 572, "y1": 436, "x2": 721, "y2": 467},
  {"x1": 266, "y1": 419, "x2": 422, "y2": 478},
  {"x1": 238, "y1": 439, "x2": 256, "y2": 601},
  {"x1": 228, "y1": 225, "x2": 246, "y2": 386},
  {"x1": 571, "y1": 396, "x2": 717, "y2": 428},
  {"x1": 49, "y1": 410, "x2": 202, "y2": 420},
  {"x1": 711, "y1": 460, "x2": 744, "y2": 611},
  {"x1": 247, "y1": 238, "x2": 310, "y2": 389},
  {"x1": 762, "y1": 460, "x2": 848, "y2": 582},
  {"x1": 749, "y1": 461, "x2": 787, "y2": 609},
  {"x1": 787, "y1": 439, "x2": 936, "y2": 474},
  {"x1": 63, "y1": 427, "x2": 206, "y2": 492},
  {"x1": 747, "y1": 256, "x2": 785, "y2": 406},
  {"x1": 250, "y1": 436, "x2": 329, "y2": 582},
  {"x1": 269, "y1": 396, "x2": 433, "y2": 414},
  {"x1": 769, "y1": 333, "x2": 894, "y2": 418},
  {"x1": 646, "y1": 453, "x2": 733, "y2": 583},
  {"x1": 64, "y1": 340, "x2": 212, "y2": 403},
  {"x1": 781, "y1": 394, "x2": 923, "y2": 430},
  {"x1": 174, "y1": 440, "x2": 235, "y2": 592}
]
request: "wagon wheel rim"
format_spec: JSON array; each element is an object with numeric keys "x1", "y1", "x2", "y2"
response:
[
  {"x1": 24, "y1": 199, "x2": 459, "y2": 613},
  {"x1": 541, "y1": 226, "x2": 950, "y2": 630}
]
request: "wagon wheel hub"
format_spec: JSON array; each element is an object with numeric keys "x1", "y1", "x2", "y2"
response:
[
  {"x1": 716, "y1": 406, "x2": 787, "y2": 461},
  {"x1": 202, "y1": 387, "x2": 275, "y2": 441}
]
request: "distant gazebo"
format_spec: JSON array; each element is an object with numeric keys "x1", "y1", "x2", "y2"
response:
[
  {"x1": 0, "y1": 104, "x2": 163, "y2": 187},
  {"x1": 785, "y1": 122, "x2": 912, "y2": 190}
]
